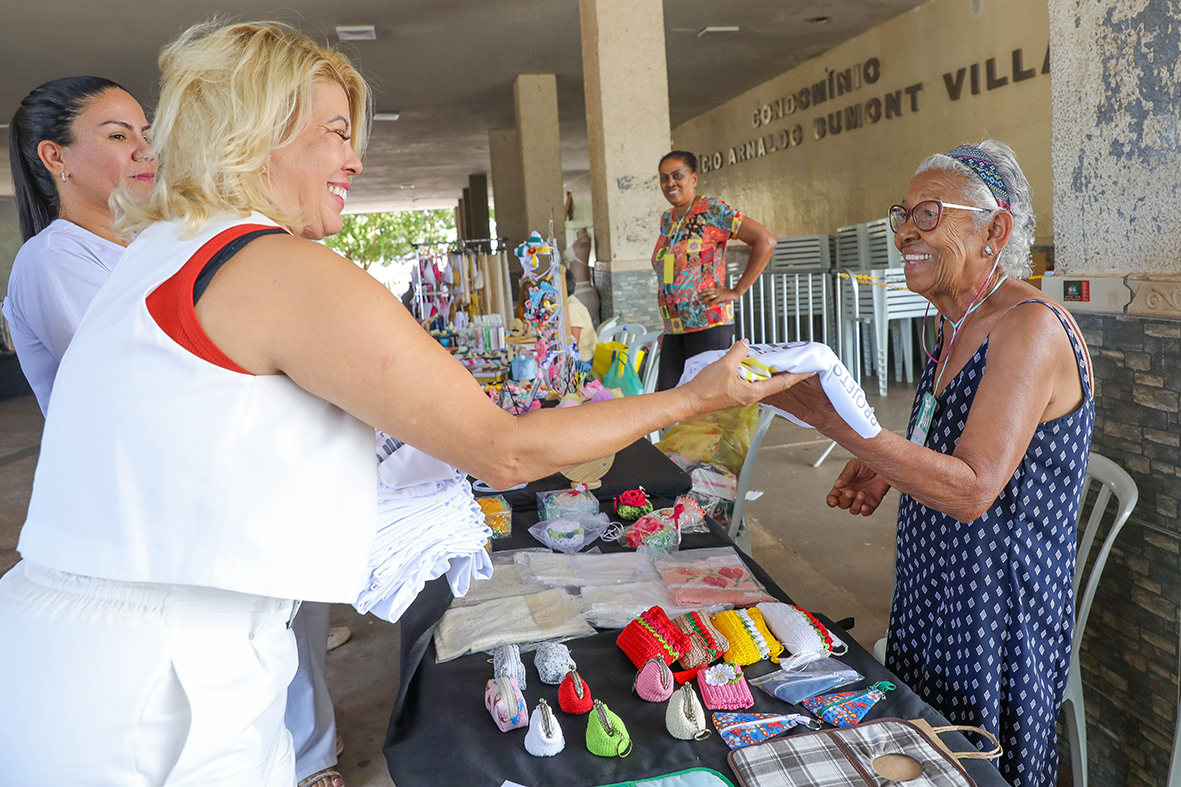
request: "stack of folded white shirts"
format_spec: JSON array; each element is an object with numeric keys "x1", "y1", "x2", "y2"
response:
[{"x1": 354, "y1": 439, "x2": 493, "y2": 623}]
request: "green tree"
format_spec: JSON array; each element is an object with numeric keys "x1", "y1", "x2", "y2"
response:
[{"x1": 324, "y1": 209, "x2": 457, "y2": 270}]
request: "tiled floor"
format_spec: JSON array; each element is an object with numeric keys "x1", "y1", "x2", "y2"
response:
[{"x1": 0, "y1": 381, "x2": 917, "y2": 787}]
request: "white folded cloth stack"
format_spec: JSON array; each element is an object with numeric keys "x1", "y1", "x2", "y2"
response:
[
  {"x1": 354, "y1": 434, "x2": 493, "y2": 623},
  {"x1": 678, "y1": 341, "x2": 881, "y2": 440}
]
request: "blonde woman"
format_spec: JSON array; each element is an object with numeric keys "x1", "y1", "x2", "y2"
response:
[{"x1": 0, "y1": 21, "x2": 802, "y2": 784}]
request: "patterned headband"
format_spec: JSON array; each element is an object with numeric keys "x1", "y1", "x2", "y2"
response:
[{"x1": 946, "y1": 145, "x2": 1010, "y2": 211}]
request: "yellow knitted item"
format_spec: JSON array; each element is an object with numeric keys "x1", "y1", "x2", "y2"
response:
[
  {"x1": 747, "y1": 608, "x2": 785, "y2": 661},
  {"x1": 712, "y1": 609, "x2": 783, "y2": 665}
]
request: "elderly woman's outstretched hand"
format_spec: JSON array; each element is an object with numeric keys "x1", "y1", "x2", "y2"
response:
[
  {"x1": 686, "y1": 341, "x2": 811, "y2": 413},
  {"x1": 827, "y1": 459, "x2": 891, "y2": 516},
  {"x1": 760, "y1": 375, "x2": 838, "y2": 434}
]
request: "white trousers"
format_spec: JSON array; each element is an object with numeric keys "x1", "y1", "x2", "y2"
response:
[
  {"x1": 287, "y1": 602, "x2": 338, "y2": 781},
  {"x1": 0, "y1": 561, "x2": 298, "y2": 787}
]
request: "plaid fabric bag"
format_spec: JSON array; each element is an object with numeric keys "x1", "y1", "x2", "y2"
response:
[{"x1": 727, "y1": 718, "x2": 1000, "y2": 787}]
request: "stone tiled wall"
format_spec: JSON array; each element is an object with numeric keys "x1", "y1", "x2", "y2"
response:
[
  {"x1": 595, "y1": 267, "x2": 662, "y2": 330},
  {"x1": 1072, "y1": 312, "x2": 1181, "y2": 787}
]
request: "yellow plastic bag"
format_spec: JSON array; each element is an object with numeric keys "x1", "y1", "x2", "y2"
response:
[
  {"x1": 591, "y1": 341, "x2": 645, "y2": 378},
  {"x1": 655, "y1": 404, "x2": 760, "y2": 476}
]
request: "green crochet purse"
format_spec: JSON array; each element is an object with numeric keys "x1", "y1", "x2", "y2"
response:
[{"x1": 586, "y1": 699, "x2": 632, "y2": 757}]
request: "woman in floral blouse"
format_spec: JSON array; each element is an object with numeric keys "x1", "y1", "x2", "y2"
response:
[{"x1": 652, "y1": 151, "x2": 777, "y2": 390}]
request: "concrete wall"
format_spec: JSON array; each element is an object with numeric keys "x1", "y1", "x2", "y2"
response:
[{"x1": 671, "y1": 0, "x2": 1052, "y2": 246}]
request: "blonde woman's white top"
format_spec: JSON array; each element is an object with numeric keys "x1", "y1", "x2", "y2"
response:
[{"x1": 18, "y1": 213, "x2": 377, "y2": 603}]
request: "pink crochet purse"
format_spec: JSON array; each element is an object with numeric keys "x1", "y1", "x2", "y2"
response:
[
  {"x1": 698, "y1": 662, "x2": 754, "y2": 710},
  {"x1": 633, "y1": 656, "x2": 675, "y2": 702}
]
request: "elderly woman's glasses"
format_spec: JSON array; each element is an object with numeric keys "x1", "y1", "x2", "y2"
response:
[{"x1": 888, "y1": 200, "x2": 993, "y2": 233}]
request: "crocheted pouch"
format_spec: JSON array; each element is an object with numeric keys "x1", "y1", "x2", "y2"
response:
[
  {"x1": 524, "y1": 699, "x2": 565, "y2": 757},
  {"x1": 673, "y1": 611, "x2": 730, "y2": 669},
  {"x1": 534, "y1": 642, "x2": 576, "y2": 685},
  {"x1": 699, "y1": 662, "x2": 754, "y2": 710},
  {"x1": 586, "y1": 699, "x2": 632, "y2": 757},
  {"x1": 485, "y1": 676, "x2": 529, "y2": 732},
  {"x1": 558, "y1": 669, "x2": 594, "y2": 714},
  {"x1": 493, "y1": 643, "x2": 527, "y2": 691},
  {"x1": 616, "y1": 606, "x2": 692, "y2": 668},
  {"x1": 756, "y1": 602, "x2": 848, "y2": 659},
  {"x1": 633, "y1": 656, "x2": 675, "y2": 702},
  {"x1": 712, "y1": 609, "x2": 784, "y2": 666},
  {"x1": 665, "y1": 683, "x2": 711, "y2": 740},
  {"x1": 803, "y1": 681, "x2": 896, "y2": 727}
]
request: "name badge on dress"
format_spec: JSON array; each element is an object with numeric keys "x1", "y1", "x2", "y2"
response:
[
  {"x1": 910, "y1": 392, "x2": 937, "y2": 446},
  {"x1": 662, "y1": 251, "x2": 675, "y2": 284}
]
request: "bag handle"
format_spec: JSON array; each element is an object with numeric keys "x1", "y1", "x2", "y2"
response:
[{"x1": 929, "y1": 725, "x2": 1003, "y2": 761}]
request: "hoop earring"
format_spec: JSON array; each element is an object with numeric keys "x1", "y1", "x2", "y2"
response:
[{"x1": 984, "y1": 244, "x2": 994, "y2": 256}]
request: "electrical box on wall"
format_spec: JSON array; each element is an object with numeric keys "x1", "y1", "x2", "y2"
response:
[{"x1": 1041, "y1": 275, "x2": 1132, "y2": 313}]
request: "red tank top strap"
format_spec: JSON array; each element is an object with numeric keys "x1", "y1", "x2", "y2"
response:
[{"x1": 145, "y1": 224, "x2": 279, "y2": 375}]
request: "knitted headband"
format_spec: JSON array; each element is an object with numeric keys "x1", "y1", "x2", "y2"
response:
[{"x1": 946, "y1": 144, "x2": 1011, "y2": 211}]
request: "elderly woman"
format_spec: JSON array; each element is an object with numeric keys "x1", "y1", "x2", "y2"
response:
[
  {"x1": 652, "y1": 151, "x2": 777, "y2": 390},
  {"x1": 767, "y1": 141, "x2": 1093, "y2": 787},
  {"x1": 0, "y1": 21, "x2": 800, "y2": 784}
]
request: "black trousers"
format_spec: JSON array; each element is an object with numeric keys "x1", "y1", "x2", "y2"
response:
[{"x1": 656, "y1": 323, "x2": 736, "y2": 391}]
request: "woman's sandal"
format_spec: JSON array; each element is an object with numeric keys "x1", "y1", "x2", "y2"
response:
[{"x1": 297, "y1": 768, "x2": 344, "y2": 787}]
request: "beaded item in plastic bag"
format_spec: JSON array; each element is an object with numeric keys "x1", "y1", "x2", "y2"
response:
[
  {"x1": 528, "y1": 512, "x2": 612, "y2": 553},
  {"x1": 711, "y1": 608, "x2": 783, "y2": 666},
  {"x1": 477, "y1": 495, "x2": 512, "y2": 539},
  {"x1": 493, "y1": 643, "x2": 527, "y2": 690},
  {"x1": 672, "y1": 495, "x2": 708, "y2": 534},
  {"x1": 666, "y1": 683, "x2": 711, "y2": 740},
  {"x1": 633, "y1": 656, "x2": 675, "y2": 702},
  {"x1": 485, "y1": 676, "x2": 528, "y2": 732},
  {"x1": 559, "y1": 669, "x2": 594, "y2": 714},
  {"x1": 534, "y1": 642, "x2": 576, "y2": 685},
  {"x1": 756, "y1": 601, "x2": 848, "y2": 658},
  {"x1": 586, "y1": 700, "x2": 632, "y2": 757},
  {"x1": 803, "y1": 681, "x2": 896, "y2": 727},
  {"x1": 623, "y1": 508, "x2": 680, "y2": 550},
  {"x1": 525, "y1": 699, "x2": 565, "y2": 756},
  {"x1": 616, "y1": 606, "x2": 693, "y2": 668},
  {"x1": 673, "y1": 611, "x2": 730, "y2": 669},
  {"x1": 698, "y1": 662, "x2": 754, "y2": 710}
]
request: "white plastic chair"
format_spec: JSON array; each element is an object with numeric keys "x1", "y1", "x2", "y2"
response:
[
  {"x1": 1062, "y1": 452, "x2": 1138, "y2": 787},
  {"x1": 595, "y1": 315, "x2": 620, "y2": 337},
  {"x1": 727, "y1": 405, "x2": 776, "y2": 555},
  {"x1": 871, "y1": 451, "x2": 1138, "y2": 787},
  {"x1": 597, "y1": 321, "x2": 645, "y2": 348}
]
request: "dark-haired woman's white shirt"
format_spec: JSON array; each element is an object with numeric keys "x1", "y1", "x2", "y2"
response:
[{"x1": 2, "y1": 219, "x2": 123, "y2": 414}]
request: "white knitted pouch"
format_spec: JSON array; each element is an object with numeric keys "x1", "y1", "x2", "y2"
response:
[
  {"x1": 525, "y1": 699, "x2": 565, "y2": 756},
  {"x1": 756, "y1": 602, "x2": 847, "y2": 658},
  {"x1": 665, "y1": 683, "x2": 711, "y2": 740}
]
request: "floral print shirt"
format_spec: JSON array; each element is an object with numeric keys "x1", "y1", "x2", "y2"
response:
[{"x1": 651, "y1": 197, "x2": 744, "y2": 334}]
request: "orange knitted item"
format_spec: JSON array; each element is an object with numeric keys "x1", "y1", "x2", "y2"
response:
[{"x1": 616, "y1": 606, "x2": 692, "y2": 669}]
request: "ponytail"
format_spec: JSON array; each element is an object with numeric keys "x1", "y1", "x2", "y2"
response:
[{"x1": 9, "y1": 76, "x2": 125, "y2": 242}]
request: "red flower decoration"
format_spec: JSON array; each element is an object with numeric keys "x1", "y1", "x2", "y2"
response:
[
  {"x1": 703, "y1": 576, "x2": 727, "y2": 587},
  {"x1": 618, "y1": 489, "x2": 649, "y2": 507},
  {"x1": 718, "y1": 567, "x2": 744, "y2": 579}
]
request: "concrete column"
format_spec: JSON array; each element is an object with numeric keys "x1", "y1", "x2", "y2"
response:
[
  {"x1": 467, "y1": 173, "x2": 491, "y2": 248},
  {"x1": 489, "y1": 128, "x2": 527, "y2": 268},
  {"x1": 579, "y1": 0, "x2": 670, "y2": 328},
  {"x1": 513, "y1": 74, "x2": 566, "y2": 247},
  {"x1": 455, "y1": 200, "x2": 468, "y2": 241}
]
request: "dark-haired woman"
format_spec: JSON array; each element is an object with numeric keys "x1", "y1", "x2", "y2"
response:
[
  {"x1": 652, "y1": 151, "x2": 777, "y2": 390},
  {"x1": 3, "y1": 77, "x2": 154, "y2": 413}
]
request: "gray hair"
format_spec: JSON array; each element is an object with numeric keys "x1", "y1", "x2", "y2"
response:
[{"x1": 914, "y1": 139, "x2": 1035, "y2": 279}]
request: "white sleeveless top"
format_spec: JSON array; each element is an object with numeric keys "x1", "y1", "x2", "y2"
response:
[{"x1": 18, "y1": 213, "x2": 376, "y2": 603}]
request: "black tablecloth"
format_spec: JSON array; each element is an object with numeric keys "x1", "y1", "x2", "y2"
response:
[{"x1": 384, "y1": 443, "x2": 1008, "y2": 787}]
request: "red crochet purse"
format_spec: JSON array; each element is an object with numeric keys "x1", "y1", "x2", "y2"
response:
[
  {"x1": 558, "y1": 669, "x2": 594, "y2": 714},
  {"x1": 616, "y1": 606, "x2": 693, "y2": 669}
]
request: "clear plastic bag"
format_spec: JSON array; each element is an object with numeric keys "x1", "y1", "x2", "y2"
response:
[
  {"x1": 451, "y1": 549, "x2": 548, "y2": 608},
  {"x1": 528, "y1": 512, "x2": 612, "y2": 553},
  {"x1": 652, "y1": 546, "x2": 776, "y2": 607},
  {"x1": 748, "y1": 658, "x2": 863, "y2": 704},
  {"x1": 673, "y1": 495, "x2": 709, "y2": 535},
  {"x1": 433, "y1": 588, "x2": 596, "y2": 663},
  {"x1": 515, "y1": 550, "x2": 647, "y2": 588},
  {"x1": 536, "y1": 488, "x2": 600, "y2": 520}
]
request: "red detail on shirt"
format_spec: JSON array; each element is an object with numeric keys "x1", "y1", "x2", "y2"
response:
[{"x1": 145, "y1": 224, "x2": 279, "y2": 375}]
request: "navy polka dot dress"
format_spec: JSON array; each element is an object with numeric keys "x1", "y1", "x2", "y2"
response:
[{"x1": 887, "y1": 301, "x2": 1094, "y2": 787}]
